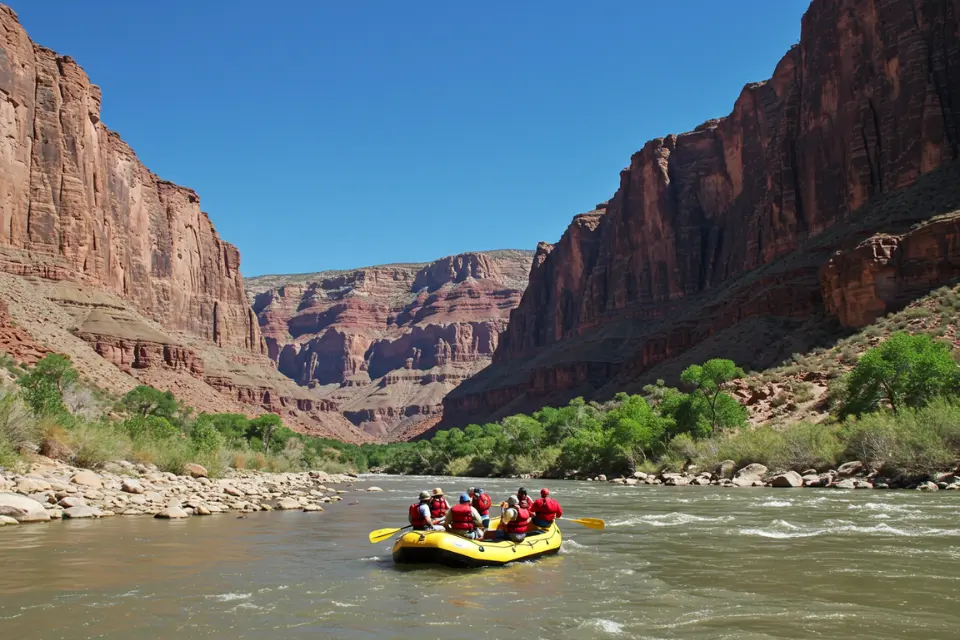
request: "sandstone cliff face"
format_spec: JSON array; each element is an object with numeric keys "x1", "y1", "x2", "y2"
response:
[
  {"x1": 247, "y1": 250, "x2": 533, "y2": 438},
  {"x1": 0, "y1": 6, "x2": 261, "y2": 353},
  {"x1": 0, "y1": 7, "x2": 375, "y2": 442},
  {"x1": 443, "y1": 0, "x2": 960, "y2": 428}
]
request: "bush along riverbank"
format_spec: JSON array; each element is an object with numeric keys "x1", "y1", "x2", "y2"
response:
[
  {"x1": 0, "y1": 459, "x2": 387, "y2": 526},
  {"x1": 378, "y1": 332, "x2": 960, "y2": 489},
  {"x1": 0, "y1": 354, "x2": 375, "y2": 478}
]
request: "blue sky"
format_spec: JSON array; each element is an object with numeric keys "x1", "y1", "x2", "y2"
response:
[{"x1": 9, "y1": 1, "x2": 809, "y2": 277}]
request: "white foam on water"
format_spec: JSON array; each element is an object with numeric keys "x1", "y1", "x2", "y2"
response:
[
  {"x1": 331, "y1": 601, "x2": 358, "y2": 607},
  {"x1": 205, "y1": 593, "x2": 251, "y2": 602},
  {"x1": 617, "y1": 569, "x2": 636, "y2": 576},
  {"x1": 578, "y1": 618, "x2": 624, "y2": 635},
  {"x1": 609, "y1": 513, "x2": 733, "y2": 527},
  {"x1": 759, "y1": 500, "x2": 793, "y2": 508},
  {"x1": 229, "y1": 602, "x2": 262, "y2": 612},
  {"x1": 738, "y1": 518, "x2": 960, "y2": 539}
]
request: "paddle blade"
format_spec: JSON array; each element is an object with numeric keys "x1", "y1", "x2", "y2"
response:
[
  {"x1": 567, "y1": 517, "x2": 605, "y2": 530},
  {"x1": 368, "y1": 527, "x2": 403, "y2": 543}
]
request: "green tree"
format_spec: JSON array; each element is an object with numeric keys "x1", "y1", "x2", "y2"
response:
[
  {"x1": 246, "y1": 413, "x2": 284, "y2": 450},
  {"x1": 19, "y1": 354, "x2": 78, "y2": 417},
  {"x1": 841, "y1": 332, "x2": 960, "y2": 416},
  {"x1": 680, "y1": 359, "x2": 745, "y2": 433},
  {"x1": 190, "y1": 416, "x2": 226, "y2": 454},
  {"x1": 601, "y1": 393, "x2": 668, "y2": 472},
  {"x1": 121, "y1": 386, "x2": 182, "y2": 421}
]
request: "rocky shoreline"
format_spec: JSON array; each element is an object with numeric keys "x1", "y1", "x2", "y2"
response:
[
  {"x1": 0, "y1": 458, "x2": 381, "y2": 526},
  {"x1": 591, "y1": 460, "x2": 960, "y2": 491}
]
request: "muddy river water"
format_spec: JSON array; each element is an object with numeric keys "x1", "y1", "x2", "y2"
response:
[{"x1": 2, "y1": 474, "x2": 959, "y2": 639}]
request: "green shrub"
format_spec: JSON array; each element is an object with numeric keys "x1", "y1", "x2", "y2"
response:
[
  {"x1": 0, "y1": 390, "x2": 41, "y2": 458},
  {"x1": 18, "y1": 354, "x2": 77, "y2": 417},
  {"x1": 841, "y1": 411, "x2": 954, "y2": 475},
  {"x1": 779, "y1": 422, "x2": 843, "y2": 471},
  {"x1": 716, "y1": 428, "x2": 786, "y2": 469},
  {"x1": 67, "y1": 421, "x2": 131, "y2": 469},
  {"x1": 904, "y1": 307, "x2": 933, "y2": 319}
]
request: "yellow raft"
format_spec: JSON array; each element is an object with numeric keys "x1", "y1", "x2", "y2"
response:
[{"x1": 392, "y1": 518, "x2": 562, "y2": 568}]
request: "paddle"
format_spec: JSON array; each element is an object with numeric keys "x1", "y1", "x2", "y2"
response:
[
  {"x1": 368, "y1": 525, "x2": 412, "y2": 543},
  {"x1": 562, "y1": 517, "x2": 605, "y2": 530}
]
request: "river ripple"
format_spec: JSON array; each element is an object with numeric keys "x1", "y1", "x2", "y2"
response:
[{"x1": 2, "y1": 475, "x2": 959, "y2": 639}]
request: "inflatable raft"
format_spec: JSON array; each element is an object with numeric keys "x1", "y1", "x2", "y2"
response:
[{"x1": 392, "y1": 519, "x2": 562, "y2": 568}]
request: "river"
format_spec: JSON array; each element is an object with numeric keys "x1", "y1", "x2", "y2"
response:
[{"x1": 2, "y1": 475, "x2": 959, "y2": 639}]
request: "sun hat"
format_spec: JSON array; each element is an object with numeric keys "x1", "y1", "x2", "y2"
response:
[
  {"x1": 507, "y1": 495, "x2": 519, "y2": 506},
  {"x1": 419, "y1": 491, "x2": 430, "y2": 501},
  {"x1": 432, "y1": 487, "x2": 444, "y2": 496}
]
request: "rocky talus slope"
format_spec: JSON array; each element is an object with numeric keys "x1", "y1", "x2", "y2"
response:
[
  {"x1": 0, "y1": 6, "x2": 369, "y2": 442},
  {"x1": 442, "y1": 0, "x2": 960, "y2": 429},
  {"x1": 247, "y1": 250, "x2": 533, "y2": 439}
]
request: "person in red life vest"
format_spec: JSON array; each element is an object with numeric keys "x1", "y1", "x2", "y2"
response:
[
  {"x1": 429, "y1": 487, "x2": 450, "y2": 521},
  {"x1": 443, "y1": 493, "x2": 484, "y2": 539},
  {"x1": 471, "y1": 486, "x2": 492, "y2": 529},
  {"x1": 530, "y1": 487, "x2": 563, "y2": 528},
  {"x1": 409, "y1": 491, "x2": 444, "y2": 531},
  {"x1": 492, "y1": 495, "x2": 530, "y2": 542},
  {"x1": 516, "y1": 487, "x2": 535, "y2": 510}
]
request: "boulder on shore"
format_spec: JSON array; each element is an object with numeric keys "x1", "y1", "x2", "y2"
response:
[
  {"x1": 71, "y1": 470, "x2": 103, "y2": 488},
  {"x1": 63, "y1": 506, "x2": 100, "y2": 519},
  {"x1": 183, "y1": 463, "x2": 208, "y2": 478},
  {"x1": 155, "y1": 506, "x2": 190, "y2": 519},
  {"x1": 769, "y1": 471, "x2": 803, "y2": 488},
  {"x1": 732, "y1": 463, "x2": 768, "y2": 487},
  {"x1": 836, "y1": 461, "x2": 865, "y2": 477},
  {"x1": 715, "y1": 460, "x2": 737, "y2": 479},
  {"x1": 0, "y1": 493, "x2": 51, "y2": 522}
]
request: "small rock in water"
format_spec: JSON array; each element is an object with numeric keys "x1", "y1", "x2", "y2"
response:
[
  {"x1": 0, "y1": 515, "x2": 19, "y2": 525},
  {"x1": 303, "y1": 504, "x2": 323, "y2": 512},
  {"x1": 155, "y1": 506, "x2": 190, "y2": 519},
  {"x1": 832, "y1": 478, "x2": 857, "y2": 490},
  {"x1": 917, "y1": 481, "x2": 939, "y2": 491},
  {"x1": 366, "y1": 486, "x2": 383, "y2": 492},
  {"x1": 277, "y1": 498, "x2": 300, "y2": 510}
]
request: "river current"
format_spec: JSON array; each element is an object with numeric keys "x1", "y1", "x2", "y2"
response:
[{"x1": 2, "y1": 475, "x2": 959, "y2": 639}]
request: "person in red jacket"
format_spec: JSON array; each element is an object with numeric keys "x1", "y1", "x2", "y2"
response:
[
  {"x1": 444, "y1": 493, "x2": 484, "y2": 539},
  {"x1": 408, "y1": 490, "x2": 444, "y2": 531},
  {"x1": 429, "y1": 487, "x2": 450, "y2": 521},
  {"x1": 471, "y1": 487, "x2": 492, "y2": 528},
  {"x1": 530, "y1": 487, "x2": 563, "y2": 528},
  {"x1": 516, "y1": 487, "x2": 535, "y2": 510}
]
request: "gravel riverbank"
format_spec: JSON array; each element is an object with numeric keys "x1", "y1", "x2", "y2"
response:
[{"x1": 0, "y1": 458, "x2": 382, "y2": 526}]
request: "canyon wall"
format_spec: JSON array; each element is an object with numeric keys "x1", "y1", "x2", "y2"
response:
[
  {"x1": 247, "y1": 250, "x2": 533, "y2": 439},
  {"x1": 442, "y1": 0, "x2": 960, "y2": 428},
  {"x1": 0, "y1": 6, "x2": 261, "y2": 352}
]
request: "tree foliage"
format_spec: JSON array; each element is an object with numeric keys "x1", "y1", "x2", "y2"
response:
[
  {"x1": 841, "y1": 332, "x2": 960, "y2": 417},
  {"x1": 19, "y1": 354, "x2": 78, "y2": 417}
]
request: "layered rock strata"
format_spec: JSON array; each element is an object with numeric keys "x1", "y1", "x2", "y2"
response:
[
  {"x1": 442, "y1": 0, "x2": 960, "y2": 429},
  {"x1": 247, "y1": 250, "x2": 533, "y2": 438}
]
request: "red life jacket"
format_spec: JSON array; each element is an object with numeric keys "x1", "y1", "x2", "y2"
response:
[
  {"x1": 449, "y1": 503, "x2": 475, "y2": 531},
  {"x1": 472, "y1": 493, "x2": 492, "y2": 515},
  {"x1": 518, "y1": 495, "x2": 534, "y2": 510},
  {"x1": 409, "y1": 503, "x2": 428, "y2": 528},
  {"x1": 506, "y1": 507, "x2": 529, "y2": 534},
  {"x1": 429, "y1": 496, "x2": 447, "y2": 519},
  {"x1": 532, "y1": 497, "x2": 561, "y2": 523}
]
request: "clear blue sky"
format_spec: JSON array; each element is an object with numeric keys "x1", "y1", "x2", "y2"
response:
[{"x1": 9, "y1": 1, "x2": 809, "y2": 277}]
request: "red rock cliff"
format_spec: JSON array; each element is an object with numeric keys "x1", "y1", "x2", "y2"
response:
[
  {"x1": 0, "y1": 6, "x2": 262, "y2": 352},
  {"x1": 442, "y1": 0, "x2": 960, "y2": 428},
  {"x1": 247, "y1": 250, "x2": 533, "y2": 438}
]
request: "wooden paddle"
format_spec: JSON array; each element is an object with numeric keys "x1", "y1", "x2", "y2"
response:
[
  {"x1": 368, "y1": 525, "x2": 412, "y2": 543},
  {"x1": 563, "y1": 517, "x2": 605, "y2": 530}
]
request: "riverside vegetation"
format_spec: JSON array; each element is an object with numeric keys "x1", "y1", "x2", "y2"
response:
[{"x1": 3, "y1": 289, "x2": 960, "y2": 492}]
